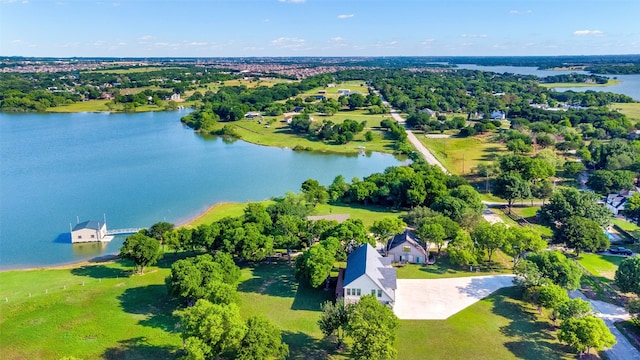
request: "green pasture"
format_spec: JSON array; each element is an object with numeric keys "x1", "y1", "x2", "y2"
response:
[
  {"x1": 418, "y1": 135, "x2": 507, "y2": 175},
  {"x1": 399, "y1": 287, "x2": 573, "y2": 360},
  {"x1": 211, "y1": 110, "x2": 398, "y2": 155},
  {"x1": 576, "y1": 253, "x2": 625, "y2": 283},
  {"x1": 539, "y1": 79, "x2": 620, "y2": 88},
  {"x1": 610, "y1": 102, "x2": 640, "y2": 123},
  {"x1": 46, "y1": 101, "x2": 172, "y2": 113}
]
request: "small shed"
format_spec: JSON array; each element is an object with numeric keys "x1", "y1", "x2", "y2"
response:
[{"x1": 71, "y1": 220, "x2": 108, "y2": 243}]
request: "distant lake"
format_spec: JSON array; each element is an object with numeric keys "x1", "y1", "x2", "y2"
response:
[
  {"x1": 0, "y1": 111, "x2": 403, "y2": 269},
  {"x1": 455, "y1": 64, "x2": 640, "y2": 100}
]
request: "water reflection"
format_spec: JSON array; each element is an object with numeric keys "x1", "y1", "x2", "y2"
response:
[{"x1": 72, "y1": 241, "x2": 108, "y2": 257}]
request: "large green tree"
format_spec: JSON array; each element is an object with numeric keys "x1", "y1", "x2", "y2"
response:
[
  {"x1": 527, "y1": 251, "x2": 582, "y2": 290},
  {"x1": 318, "y1": 300, "x2": 349, "y2": 347},
  {"x1": 502, "y1": 226, "x2": 546, "y2": 266},
  {"x1": 237, "y1": 316, "x2": 289, "y2": 360},
  {"x1": 471, "y1": 222, "x2": 509, "y2": 264},
  {"x1": 625, "y1": 192, "x2": 640, "y2": 225},
  {"x1": 537, "y1": 187, "x2": 612, "y2": 228},
  {"x1": 558, "y1": 316, "x2": 616, "y2": 357},
  {"x1": 181, "y1": 300, "x2": 246, "y2": 359},
  {"x1": 492, "y1": 171, "x2": 531, "y2": 212},
  {"x1": 346, "y1": 295, "x2": 399, "y2": 360},
  {"x1": 370, "y1": 217, "x2": 406, "y2": 251},
  {"x1": 552, "y1": 216, "x2": 609, "y2": 256},
  {"x1": 614, "y1": 256, "x2": 640, "y2": 295},
  {"x1": 295, "y1": 237, "x2": 340, "y2": 288},
  {"x1": 119, "y1": 231, "x2": 162, "y2": 274},
  {"x1": 147, "y1": 221, "x2": 175, "y2": 253},
  {"x1": 167, "y1": 253, "x2": 240, "y2": 304}
]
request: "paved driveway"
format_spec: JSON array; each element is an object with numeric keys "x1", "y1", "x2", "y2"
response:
[{"x1": 394, "y1": 275, "x2": 515, "y2": 320}]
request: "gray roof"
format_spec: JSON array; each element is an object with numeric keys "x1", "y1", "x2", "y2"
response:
[
  {"x1": 344, "y1": 243, "x2": 397, "y2": 299},
  {"x1": 387, "y1": 229, "x2": 427, "y2": 254},
  {"x1": 72, "y1": 220, "x2": 104, "y2": 231}
]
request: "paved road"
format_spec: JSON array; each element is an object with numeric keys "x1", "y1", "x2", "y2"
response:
[
  {"x1": 388, "y1": 110, "x2": 449, "y2": 174},
  {"x1": 569, "y1": 290, "x2": 640, "y2": 360}
]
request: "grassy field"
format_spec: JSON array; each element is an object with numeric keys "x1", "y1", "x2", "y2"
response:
[
  {"x1": 610, "y1": 102, "x2": 640, "y2": 123},
  {"x1": 418, "y1": 135, "x2": 506, "y2": 175},
  {"x1": 184, "y1": 201, "x2": 404, "y2": 229},
  {"x1": 576, "y1": 253, "x2": 625, "y2": 283},
  {"x1": 0, "y1": 255, "x2": 578, "y2": 360},
  {"x1": 399, "y1": 287, "x2": 573, "y2": 360},
  {"x1": 212, "y1": 110, "x2": 398, "y2": 155},
  {"x1": 46, "y1": 101, "x2": 172, "y2": 113},
  {"x1": 539, "y1": 79, "x2": 620, "y2": 88},
  {"x1": 299, "y1": 81, "x2": 369, "y2": 100}
]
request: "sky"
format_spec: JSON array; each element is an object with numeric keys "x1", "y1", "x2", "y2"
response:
[{"x1": 1, "y1": 0, "x2": 639, "y2": 57}]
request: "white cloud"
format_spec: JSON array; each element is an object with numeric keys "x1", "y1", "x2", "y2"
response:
[
  {"x1": 271, "y1": 37, "x2": 306, "y2": 49},
  {"x1": 187, "y1": 42, "x2": 208, "y2": 46},
  {"x1": 278, "y1": 0, "x2": 306, "y2": 3},
  {"x1": 112, "y1": 2, "x2": 119, "y2": 6},
  {"x1": 337, "y1": 14, "x2": 354, "y2": 19},
  {"x1": 138, "y1": 35, "x2": 153, "y2": 40},
  {"x1": 421, "y1": 38, "x2": 435, "y2": 46},
  {"x1": 461, "y1": 34, "x2": 488, "y2": 38},
  {"x1": 509, "y1": 9, "x2": 532, "y2": 15},
  {"x1": 573, "y1": 30, "x2": 604, "y2": 36},
  {"x1": 330, "y1": 37, "x2": 345, "y2": 42}
]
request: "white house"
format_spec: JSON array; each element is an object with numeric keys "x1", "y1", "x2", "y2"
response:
[
  {"x1": 605, "y1": 187, "x2": 639, "y2": 215},
  {"x1": 387, "y1": 229, "x2": 429, "y2": 264},
  {"x1": 342, "y1": 243, "x2": 396, "y2": 306},
  {"x1": 490, "y1": 110, "x2": 506, "y2": 120},
  {"x1": 418, "y1": 108, "x2": 436, "y2": 117},
  {"x1": 71, "y1": 220, "x2": 108, "y2": 243},
  {"x1": 244, "y1": 111, "x2": 262, "y2": 119}
]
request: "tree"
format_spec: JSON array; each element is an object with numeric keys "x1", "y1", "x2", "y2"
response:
[
  {"x1": 625, "y1": 192, "x2": 640, "y2": 225},
  {"x1": 328, "y1": 175, "x2": 349, "y2": 202},
  {"x1": 538, "y1": 284, "x2": 570, "y2": 313},
  {"x1": 492, "y1": 171, "x2": 531, "y2": 212},
  {"x1": 513, "y1": 260, "x2": 544, "y2": 288},
  {"x1": 557, "y1": 298, "x2": 592, "y2": 321},
  {"x1": 558, "y1": 316, "x2": 616, "y2": 357},
  {"x1": 507, "y1": 138, "x2": 533, "y2": 154},
  {"x1": 301, "y1": 178, "x2": 329, "y2": 205},
  {"x1": 537, "y1": 188, "x2": 612, "y2": 228},
  {"x1": 273, "y1": 214, "x2": 303, "y2": 264},
  {"x1": 346, "y1": 295, "x2": 399, "y2": 360},
  {"x1": 527, "y1": 251, "x2": 582, "y2": 290},
  {"x1": 626, "y1": 299, "x2": 640, "y2": 326},
  {"x1": 415, "y1": 222, "x2": 445, "y2": 257},
  {"x1": 181, "y1": 300, "x2": 246, "y2": 359},
  {"x1": 503, "y1": 227, "x2": 546, "y2": 266},
  {"x1": 563, "y1": 161, "x2": 586, "y2": 178},
  {"x1": 447, "y1": 231, "x2": 480, "y2": 267},
  {"x1": 119, "y1": 232, "x2": 162, "y2": 274},
  {"x1": 474, "y1": 163, "x2": 497, "y2": 193},
  {"x1": 295, "y1": 237, "x2": 340, "y2": 288},
  {"x1": 586, "y1": 170, "x2": 635, "y2": 194},
  {"x1": 147, "y1": 221, "x2": 174, "y2": 252},
  {"x1": 167, "y1": 253, "x2": 240, "y2": 304},
  {"x1": 370, "y1": 217, "x2": 406, "y2": 252},
  {"x1": 553, "y1": 216, "x2": 609, "y2": 256},
  {"x1": 318, "y1": 300, "x2": 349, "y2": 347},
  {"x1": 614, "y1": 256, "x2": 640, "y2": 295},
  {"x1": 347, "y1": 93, "x2": 366, "y2": 109},
  {"x1": 472, "y1": 222, "x2": 509, "y2": 264},
  {"x1": 237, "y1": 316, "x2": 289, "y2": 360}
]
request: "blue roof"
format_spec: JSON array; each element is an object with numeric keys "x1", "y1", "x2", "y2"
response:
[
  {"x1": 343, "y1": 243, "x2": 397, "y2": 298},
  {"x1": 72, "y1": 220, "x2": 104, "y2": 231}
]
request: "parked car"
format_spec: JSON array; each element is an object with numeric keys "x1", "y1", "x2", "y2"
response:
[{"x1": 608, "y1": 247, "x2": 633, "y2": 256}]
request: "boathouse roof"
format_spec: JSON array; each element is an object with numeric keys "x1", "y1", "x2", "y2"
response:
[{"x1": 72, "y1": 220, "x2": 104, "y2": 231}]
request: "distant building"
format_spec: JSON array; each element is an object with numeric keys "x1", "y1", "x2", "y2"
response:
[
  {"x1": 170, "y1": 93, "x2": 181, "y2": 101},
  {"x1": 337, "y1": 89, "x2": 351, "y2": 96},
  {"x1": 490, "y1": 110, "x2": 506, "y2": 120},
  {"x1": 606, "y1": 187, "x2": 640, "y2": 216},
  {"x1": 71, "y1": 220, "x2": 108, "y2": 243},
  {"x1": 418, "y1": 108, "x2": 436, "y2": 117},
  {"x1": 244, "y1": 111, "x2": 262, "y2": 119},
  {"x1": 341, "y1": 243, "x2": 396, "y2": 306}
]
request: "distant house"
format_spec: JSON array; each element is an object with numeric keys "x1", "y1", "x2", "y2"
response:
[
  {"x1": 490, "y1": 110, "x2": 506, "y2": 120},
  {"x1": 337, "y1": 89, "x2": 351, "y2": 96},
  {"x1": 387, "y1": 229, "x2": 429, "y2": 264},
  {"x1": 244, "y1": 111, "x2": 262, "y2": 119},
  {"x1": 170, "y1": 93, "x2": 181, "y2": 101},
  {"x1": 71, "y1": 220, "x2": 108, "y2": 243},
  {"x1": 293, "y1": 106, "x2": 305, "y2": 113},
  {"x1": 606, "y1": 187, "x2": 640, "y2": 216},
  {"x1": 318, "y1": 90, "x2": 327, "y2": 94},
  {"x1": 418, "y1": 108, "x2": 436, "y2": 117},
  {"x1": 312, "y1": 95, "x2": 326, "y2": 101},
  {"x1": 341, "y1": 243, "x2": 396, "y2": 306}
]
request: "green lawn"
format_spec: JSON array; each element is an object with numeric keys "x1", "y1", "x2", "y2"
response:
[
  {"x1": 46, "y1": 100, "x2": 173, "y2": 113},
  {"x1": 299, "y1": 81, "x2": 369, "y2": 100},
  {"x1": 312, "y1": 203, "x2": 405, "y2": 228},
  {"x1": 396, "y1": 252, "x2": 513, "y2": 279},
  {"x1": 399, "y1": 287, "x2": 573, "y2": 360},
  {"x1": 576, "y1": 253, "x2": 625, "y2": 283},
  {"x1": 212, "y1": 110, "x2": 398, "y2": 155},
  {"x1": 418, "y1": 135, "x2": 507, "y2": 175},
  {"x1": 184, "y1": 201, "x2": 274, "y2": 228},
  {"x1": 610, "y1": 102, "x2": 640, "y2": 124},
  {"x1": 0, "y1": 259, "x2": 182, "y2": 360},
  {"x1": 539, "y1": 79, "x2": 620, "y2": 88}
]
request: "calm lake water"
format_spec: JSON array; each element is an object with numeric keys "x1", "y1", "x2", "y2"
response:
[
  {"x1": 456, "y1": 64, "x2": 640, "y2": 100},
  {"x1": 0, "y1": 111, "x2": 403, "y2": 269}
]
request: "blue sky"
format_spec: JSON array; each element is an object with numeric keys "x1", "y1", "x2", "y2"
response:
[{"x1": 1, "y1": 0, "x2": 639, "y2": 57}]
